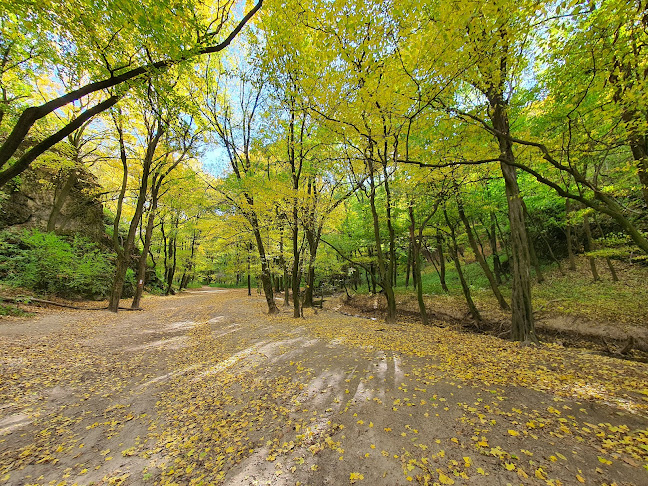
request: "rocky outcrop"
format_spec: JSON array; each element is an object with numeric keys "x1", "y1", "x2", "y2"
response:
[{"x1": 0, "y1": 165, "x2": 105, "y2": 241}]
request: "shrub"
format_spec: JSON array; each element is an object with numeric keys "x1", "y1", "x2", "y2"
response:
[{"x1": 0, "y1": 229, "x2": 113, "y2": 298}]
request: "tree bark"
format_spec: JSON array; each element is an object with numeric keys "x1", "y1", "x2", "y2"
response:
[
  {"x1": 247, "y1": 243, "x2": 252, "y2": 296},
  {"x1": 303, "y1": 226, "x2": 319, "y2": 308},
  {"x1": 367, "y1": 158, "x2": 396, "y2": 323},
  {"x1": 109, "y1": 119, "x2": 163, "y2": 312},
  {"x1": 0, "y1": 1, "x2": 264, "y2": 188},
  {"x1": 488, "y1": 90, "x2": 537, "y2": 343},
  {"x1": 131, "y1": 184, "x2": 159, "y2": 309},
  {"x1": 291, "y1": 216, "x2": 302, "y2": 317},
  {"x1": 249, "y1": 212, "x2": 278, "y2": 314},
  {"x1": 165, "y1": 218, "x2": 178, "y2": 295}
]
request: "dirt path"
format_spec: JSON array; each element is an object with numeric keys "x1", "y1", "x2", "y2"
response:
[{"x1": 1, "y1": 289, "x2": 647, "y2": 485}]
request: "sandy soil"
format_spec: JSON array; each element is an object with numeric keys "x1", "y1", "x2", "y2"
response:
[{"x1": 1, "y1": 288, "x2": 647, "y2": 485}]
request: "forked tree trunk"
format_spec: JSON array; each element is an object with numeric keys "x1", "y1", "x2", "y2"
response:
[
  {"x1": 109, "y1": 124, "x2": 162, "y2": 312},
  {"x1": 367, "y1": 159, "x2": 397, "y2": 323}
]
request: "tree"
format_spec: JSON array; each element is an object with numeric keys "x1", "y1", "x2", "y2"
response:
[
  {"x1": 200, "y1": 61, "x2": 279, "y2": 314},
  {"x1": 0, "y1": 0, "x2": 263, "y2": 188}
]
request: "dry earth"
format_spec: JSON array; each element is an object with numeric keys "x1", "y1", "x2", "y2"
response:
[{"x1": 1, "y1": 288, "x2": 647, "y2": 486}]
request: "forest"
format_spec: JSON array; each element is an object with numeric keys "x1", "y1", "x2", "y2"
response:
[
  {"x1": 1, "y1": 1, "x2": 648, "y2": 485},
  {"x1": 1, "y1": 0, "x2": 648, "y2": 342}
]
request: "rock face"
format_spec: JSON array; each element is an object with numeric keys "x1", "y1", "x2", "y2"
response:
[{"x1": 0, "y1": 165, "x2": 106, "y2": 242}]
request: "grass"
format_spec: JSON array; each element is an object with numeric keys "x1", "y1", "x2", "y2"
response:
[
  {"x1": 0, "y1": 303, "x2": 33, "y2": 317},
  {"x1": 353, "y1": 255, "x2": 648, "y2": 327}
]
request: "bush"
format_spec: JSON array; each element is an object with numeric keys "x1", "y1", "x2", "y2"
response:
[{"x1": 0, "y1": 229, "x2": 113, "y2": 298}]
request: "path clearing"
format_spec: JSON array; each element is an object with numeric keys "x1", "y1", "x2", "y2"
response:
[{"x1": 1, "y1": 289, "x2": 647, "y2": 485}]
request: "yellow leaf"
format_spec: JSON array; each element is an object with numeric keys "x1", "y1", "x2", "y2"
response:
[
  {"x1": 350, "y1": 472, "x2": 364, "y2": 482},
  {"x1": 438, "y1": 472, "x2": 455, "y2": 485},
  {"x1": 535, "y1": 468, "x2": 547, "y2": 480},
  {"x1": 504, "y1": 462, "x2": 515, "y2": 471},
  {"x1": 576, "y1": 475, "x2": 585, "y2": 483},
  {"x1": 477, "y1": 467, "x2": 486, "y2": 475},
  {"x1": 508, "y1": 430, "x2": 519, "y2": 437}
]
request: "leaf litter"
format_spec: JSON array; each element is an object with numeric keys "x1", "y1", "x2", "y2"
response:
[{"x1": 0, "y1": 288, "x2": 646, "y2": 485}]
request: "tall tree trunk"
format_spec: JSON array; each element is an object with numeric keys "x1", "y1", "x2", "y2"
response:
[
  {"x1": 368, "y1": 247, "x2": 377, "y2": 294},
  {"x1": 593, "y1": 214, "x2": 620, "y2": 283},
  {"x1": 249, "y1": 212, "x2": 278, "y2": 314},
  {"x1": 303, "y1": 226, "x2": 319, "y2": 308},
  {"x1": 629, "y1": 139, "x2": 648, "y2": 206},
  {"x1": 291, "y1": 214, "x2": 301, "y2": 318},
  {"x1": 247, "y1": 243, "x2": 252, "y2": 296},
  {"x1": 488, "y1": 91, "x2": 537, "y2": 343},
  {"x1": 278, "y1": 225, "x2": 290, "y2": 307},
  {"x1": 180, "y1": 228, "x2": 198, "y2": 290},
  {"x1": 383, "y1": 164, "x2": 398, "y2": 316},
  {"x1": 109, "y1": 121, "x2": 163, "y2": 312},
  {"x1": 409, "y1": 205, "x2": 428, "y2": 325},
  {"x1": 131, "y1": 185, "x2": 159, "y2": 309},
  {"x1": 457, "y1": 200, "x2": 509, "y2": 310},
  {"x1": 165, "y1": 219, "x2": 178, "y2": 295},
  {"x1": 367, "y1": 158, "x2": 396, "y2": 322}
]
